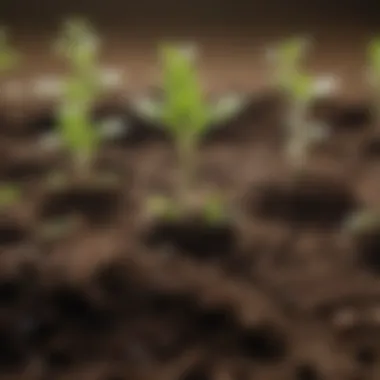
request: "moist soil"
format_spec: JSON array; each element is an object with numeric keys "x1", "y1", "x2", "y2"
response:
[{"x1": 0, "y1": 93, "x2": 379, "y2": 380}]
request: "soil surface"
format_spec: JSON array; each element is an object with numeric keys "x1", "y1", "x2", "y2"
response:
[{"x1": 0, "y1": 91, "x2": 378, "y2": 380}]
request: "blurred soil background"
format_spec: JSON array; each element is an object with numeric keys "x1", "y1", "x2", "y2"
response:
[{"x1": 0, "y1": 0, "x2": 380, "y2": 94}]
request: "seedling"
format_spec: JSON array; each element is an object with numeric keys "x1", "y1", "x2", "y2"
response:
[
  {"x1": 135, "y1": 44, "x2": 244, "y2": 220},
  {"x1": 267, "y1": 38, "x2": 334, "y2": 171},
  {"x1": 0, "y1": 29, "x2": 18, "y2": 73},
  {"x1": 54, "y1": 18, "x2": 103, "y2": 176},
  {"x1": 368, "y1": 38, "x2": 380, "y2": 128}
]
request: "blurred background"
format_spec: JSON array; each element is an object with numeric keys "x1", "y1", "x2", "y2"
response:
[{"x1": 1, "y1": 0, "x2": 380, "y2": 94}]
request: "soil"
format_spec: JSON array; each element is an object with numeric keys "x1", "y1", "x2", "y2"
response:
[{"x1": 0, "y1": 92, "x2": 379, "y2": 380}]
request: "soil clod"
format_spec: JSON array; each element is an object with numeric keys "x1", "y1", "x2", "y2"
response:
[
  {"x1": 332, "y1": 105, "x2": 372, "y2": 131},
  {"x1": 40, "y1": 185, "x2": 121, "y2": 225},
  {"x1": 0, "y1": 223, "x2": 28, "y2": 246},
  {"x1": 0, "y1": 279, "x2": 24, "y2": 306},
  {"x1": 236, "y1": 324, "x2": 287, "y2": 363},
  {"x1": 180, "y1": 363, "x2": 211, "y2": 380},
  {"x1": 355, "y1": 345, "x2": 377, "y2": 367},
  {"x1": 294, "y1": 363, "x2": 321, "y2": 380},
  {"x1": 362, "y1": 136, "x2": 380, "y2": 159},
  {"x1": 355, "y1": 230, "x2": 380, "y2": 274},
  {"x1": 251, "y1": 177, "x2": 356, "y2": 228},
  {"x1": 44, "y1": 347, "x2": 75, "y2": 370},
  {"x1": 0, "y1": 330, "x2": 27, "y2": 371},
  {"x1": 144, "y1": 217, "x2": 237, "y2": 260}
]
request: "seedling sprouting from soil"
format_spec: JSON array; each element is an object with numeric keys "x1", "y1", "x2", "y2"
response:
[
  {"x1": 0, "y1": 29, "x2": 18, "y2": 73},
  {"x1": 267, "y1": 38, "x2": 334, "y2": 171},
  {"x1": 54, "y1": 18, "x2": 102, "y2": 175},
  {"x1": 135, "y1": 44, "x2": 244, "y2": 221}
]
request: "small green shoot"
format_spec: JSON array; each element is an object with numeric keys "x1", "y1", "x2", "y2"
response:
[
  {"x1": 0, "y1": 29, "x2": 18, "y2": 73},
  {"x1": 368, "y1": 38, "x2": 380, "y2": 127},
  {"x1": 268, "y1": 38, "x2": 333, "y2": 171},
  {"x1": 0, "y1": 183, "x2": 21, "y2": 209},
  {"x1": 268, "y1": 37, "x2": 309, "y2": 92},
  {"x1": 55, "y1": 18, "x2": 103, "y2": 175},
  {"x1": 135, "y1": 44, "x2": 242, "y2": 220}
]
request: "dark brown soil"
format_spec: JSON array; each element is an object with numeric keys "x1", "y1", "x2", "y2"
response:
[{"x1": 0, "y1": 94, "x2": 379, "y2": 380}]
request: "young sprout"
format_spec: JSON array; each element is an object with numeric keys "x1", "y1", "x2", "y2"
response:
[
  {"x1": 55, "y1": 18, "x2": 103, "y2": 175},
  {"x1": 0, "y1": 29, "x2": 18, "y2": 73},
  {"x1": 268, "y1": 37, "x2": 309, "y2": 92},
  {"x1": 368, "y1": 38, "x2": 380, "y2": 128},
  {"x1": 268, "y1": 38, "x2": 334, "y2": 171},
  {"x1": 135, "y1": 44, "x2": 244, "y2": 220}
]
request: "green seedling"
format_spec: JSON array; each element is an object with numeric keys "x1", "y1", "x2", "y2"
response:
[
  {"x1": 368, "y1": 38, "x2": 380, "y2": 127},
  {"x1": 0, "y1": 183, "x2": 21, "y2": 209},
  {"x1": 0, "y1": 29, "x2": 18, "y2": 73},
  {"x1": 268, "y1": 37, "x2": 309, "y2": 92},
  {"x1": 55, "y1": 18, "x2": 103, "y2": 175},
  {"x1": 268, "y1": 38, "x2": 333, "y2": 171},
  {"x1": 135, "y1": 44, "x2": 243, "y2": 220}
]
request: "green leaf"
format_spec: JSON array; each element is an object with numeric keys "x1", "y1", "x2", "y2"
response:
[
  {"x1": 289, "y1": 72, "x2": 314, "y2": 103},
  {"x1": 0, "y1": 184, "x2": 21, "y2": 208},
  {"x1": 55, "y1": 18, "x2": 103, "y2": 168},
  {"x1": 159, "y1": 43, "x2": 209, "y2": 139},
  {"x1": 209, "y1": 94, "x2": 246, "y2": 124},
  {"x1": 369, "y1": 38, "x2": 380, "y2": 85},
  {"x1": 269, "y1": 37, "x2": 310, "y2": 92},
  {"x1": 133, "y1": 97, "x2": 163, "y2": 121},
  {"x1": 277, "y1": 37, "x2": 308, "y2": 66},
  {"x1": 202, "y1": 194, "x2": 227, "y2": 224},
  {"x1": 147, "y1": 195, "x2": 179, "y2": 220},
  {"x1": 369, "y1": 39, "x2": 380, "y2": 70},
  {"x1": 98, "y1": 117, "x2": 126, "y2": 140},
  {"x1": 67, "y1": 75, "x2": 96, "y2": 100},
  {"x1": 55, "y1": 18, "x2": 100, "y2": 70},
  {"x1": 58, "y1": 101, "x2": 99, "y2": 163}
]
